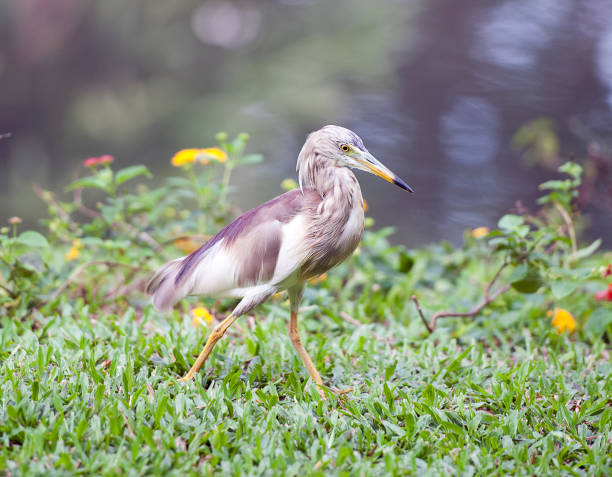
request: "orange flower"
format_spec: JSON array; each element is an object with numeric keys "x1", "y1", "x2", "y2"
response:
[
  {"x1": 551, "y1": 308, "x2": 576, "y2": 333},
  {"x1": 192, "y1": 307, "x2": 213, "y2": 327},
  {"x1": 471, "y1": 227, "x2": 490, "y2": 239},
  {"x1": 308, "y1": 273, "x2": 327, "y2": 285},
  {"x1": 173, "y1": 236, "x2": 205, "y2": 254}
]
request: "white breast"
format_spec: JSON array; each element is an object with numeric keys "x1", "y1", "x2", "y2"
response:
[{"x1": 337, "y1": 206, "x2": 364, "y2": 250}]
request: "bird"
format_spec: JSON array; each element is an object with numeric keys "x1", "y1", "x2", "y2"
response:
[{"x1": 145, "y1": 125, "x2": 413, "y2": 397}]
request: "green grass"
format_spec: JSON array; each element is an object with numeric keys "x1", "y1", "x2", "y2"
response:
[
  {"x1": 2, "y1": 237, "x2": 611, "y2": 476},
  {"x1": 1, "y1": 154, "x2": 611, "y2": 475}
]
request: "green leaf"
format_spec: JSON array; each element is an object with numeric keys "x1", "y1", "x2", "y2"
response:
[
  {"x1": 383, "y1": 382, "x2": 394, "y2": 410},
  {"x1": 397, "y1": 252, "x2": 414, "y2": 273},
  {"x1": 559, "y1": 161, "x2": 582, "y2": 179},
  {"x1": 539, "y1": 179, "x2": 570, "y2": 191},
  {"x1": 236, "y1": 154, "x2": 263, "y2": 166},
  {"x1": 509, "y1": 264, "x2": 542, "y2": 294},
  {"x1": 575, "y1": 239, "x2": 601, "y2": 260},
  {"x1": 508, "y1": 263, "x2": 527, "y2": 282},
  {"x1": 16, "y1": 230, "x2": 48, "y2": 248},
  {"x1": 498, "y1": 214, "x2": 524, "y2": 232},
  {"x1": 586, "y1": 308, "x2": 612, "y2": 336},
  {"x1": 444, "y1": 346, "x2": 473, "y2": 376},
  {"x1": 17, "y1": 251, "x2": 46, "y2": 274},
  {"x1": 551, "y1": 280, "x2": 579, "y2": 300},
  {"x1": 115, "y1": 165, "x2": 152, "y2": 186},
  {"x1": 66, "y1": 170, "x2": 112, "y2": 192}
]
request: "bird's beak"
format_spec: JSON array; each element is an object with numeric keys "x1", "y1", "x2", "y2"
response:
[{"x1": 355, "y1": 151, "x2": 414, "y2": 193}]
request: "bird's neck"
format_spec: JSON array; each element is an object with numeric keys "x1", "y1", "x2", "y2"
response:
[{"x1": 301, "y1": 164, "x2": 362, "y2": 203}]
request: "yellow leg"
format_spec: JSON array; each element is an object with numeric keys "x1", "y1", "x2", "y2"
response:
[
  {"x1": 289, "y1": 310, "x2": 326, "y2": 398},
  {"x1": 179, "y1": 314, "x2": 238, "y2": 382}
]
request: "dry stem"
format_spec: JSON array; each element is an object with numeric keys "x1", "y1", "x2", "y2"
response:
[{"x1": 412, "y1": 261, "x2": 510, "y2": 333}]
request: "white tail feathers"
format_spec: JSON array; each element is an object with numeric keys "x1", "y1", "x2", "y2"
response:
[{"x1": 145, "y1": 258, "x2": 191, "y2": 311}]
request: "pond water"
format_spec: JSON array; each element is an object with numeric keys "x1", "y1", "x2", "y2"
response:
[{"x1": 1, "y1": 0, "x2": 611, "y2": 247}]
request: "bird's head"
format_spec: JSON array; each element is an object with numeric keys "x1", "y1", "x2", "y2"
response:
[{"x1": 297, "y1": 125, "x2": 414, "y2": 193}]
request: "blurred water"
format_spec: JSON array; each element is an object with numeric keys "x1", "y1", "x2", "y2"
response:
[{"x1": 1, "y1": 0, "x2": 611, "y2": 247}]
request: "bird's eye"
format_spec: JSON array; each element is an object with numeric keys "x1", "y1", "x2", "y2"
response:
[{"x1": 340, "y1": 144, "x2": 350, "y2": 153}]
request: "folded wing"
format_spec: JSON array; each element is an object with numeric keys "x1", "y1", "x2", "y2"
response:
[{"x1": 145, "y1": 188, "x2": 320, "y2": 311}]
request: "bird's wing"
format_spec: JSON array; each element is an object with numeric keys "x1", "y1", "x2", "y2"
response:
[{"x1": 146, "y1": 188, "x2": 321, "y2": 311}]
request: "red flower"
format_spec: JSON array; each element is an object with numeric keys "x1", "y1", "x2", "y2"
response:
[
  {"x1": 594, "y1": 283, "x2": 612, "y2": 302},
  {"x1": 603, "y1": 264, "x2": 612, "y2": 278},
  {"x1": 83, "y1": 155, "x2": 114, "y2": 167}
]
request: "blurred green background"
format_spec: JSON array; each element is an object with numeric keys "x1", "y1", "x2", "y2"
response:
[{"x1": 1, "y1": 0, "x2": 612, "y2": 246}]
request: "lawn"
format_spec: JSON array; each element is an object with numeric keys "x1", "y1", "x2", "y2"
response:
[{"x1": 1, "y1": 139, "x2": 611, "y2": 476}]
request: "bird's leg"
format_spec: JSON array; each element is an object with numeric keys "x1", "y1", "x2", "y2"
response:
[
  {"x1": 288, "y1": 309, "x2": 325, "y2": 398},
  {"x1": 179, "y1": 314, "x2": 238, "y2": 382}
]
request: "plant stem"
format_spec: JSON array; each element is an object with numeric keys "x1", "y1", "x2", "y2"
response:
[
  {"x1": 219, "y1": 160, "x2": 234, "y2": 207},
  {"x1": 412, "y1": 261, "x2": 510, "y2": 333},
  {"x1": 553, "y1": 201, "x2": 577, "y2": 263}
]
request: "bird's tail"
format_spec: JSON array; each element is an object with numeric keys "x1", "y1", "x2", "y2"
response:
[{"x1": 145, "y1": 257, "x2": 191, "y2": 311}]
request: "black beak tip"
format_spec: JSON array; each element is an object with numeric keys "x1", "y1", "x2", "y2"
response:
[{"x1": 393, "y1": 177, "x2": 414, "y2": 193}]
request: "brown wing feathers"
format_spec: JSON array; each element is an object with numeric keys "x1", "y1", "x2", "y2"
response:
[{"x1": 146, "y1": 188, "x2": 320, "y2": 310}]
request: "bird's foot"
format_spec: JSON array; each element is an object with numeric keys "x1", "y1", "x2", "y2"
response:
[
  {"x1": 315, "y1": 385, "x2": 353, "y2": 399},
  {"x1": 178, "y1": 373, "x2": 195, "y2": 383}
]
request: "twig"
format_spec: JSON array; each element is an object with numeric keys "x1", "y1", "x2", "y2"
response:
[
  {"x1": 412, "y1": 261, "x2": 511, "y2": 333},
  {"x1": 339, "y1": 311, "x2": 363, "y2": 327},
  {"x1": 484, "y1": 261, "x2": 508, "y2": 301}
]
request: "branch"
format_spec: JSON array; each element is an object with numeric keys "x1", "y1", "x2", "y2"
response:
[
  {"x1": 412, "y1": 261, "x2": 511, "y2": 333},
  {"x1": 339, "y1": 311, "x2": 363, "y2": 327}
]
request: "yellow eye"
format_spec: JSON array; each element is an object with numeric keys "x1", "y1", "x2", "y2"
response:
[{"x1": 340, "y1": 144, "x2": 350, "y2": 153}]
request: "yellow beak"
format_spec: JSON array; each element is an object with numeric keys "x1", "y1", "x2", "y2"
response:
[{"x1": 356, "y1": 151, "x2": 414, "y2": 193}]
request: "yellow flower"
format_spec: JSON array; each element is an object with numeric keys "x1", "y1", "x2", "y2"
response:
[
  {"x1": 65, "y1": 239, "x2": 83, "y2": 262},
  {"x1": 192, "y1": 307, "x2": 213, "y2": 327},
  {"x1": 471, "y1": 227, "x2": 490, "y2": 239},
  {"x1": 551, "y1": 308, "x2": 576, "y2": 333},
  {"x1": 171, "y1": 149, "x2": 199, "y2": 167},
  {"x1": 196, "y1": 148, "x2": 227, "y2": 164},
  {"x1": 171, "y1": 148, "x2": 227, "y2": 166},
  {"x1": 281, "y1": 178, "x2": 298, "y2": 191}
]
